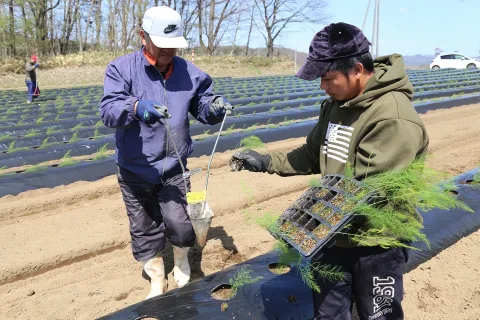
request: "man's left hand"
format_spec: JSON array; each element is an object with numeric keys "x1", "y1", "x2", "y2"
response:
[{"x1": 210, "y1": 96, "x2": 234, "y2": 117}]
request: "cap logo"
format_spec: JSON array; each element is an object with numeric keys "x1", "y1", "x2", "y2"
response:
[{"x1": 164, "y1": 24, "x2": 179, "y2": 34}]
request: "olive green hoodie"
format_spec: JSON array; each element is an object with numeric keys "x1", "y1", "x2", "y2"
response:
[{"x1": 268, "y1": 54, "x2": 429, "y2": 247}]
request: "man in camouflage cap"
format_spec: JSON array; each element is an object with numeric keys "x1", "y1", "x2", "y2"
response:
[{"x1": 231, "y1": 22, "x2": 429, "y2": 319}]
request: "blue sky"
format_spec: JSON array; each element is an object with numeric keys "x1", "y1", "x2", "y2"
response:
[{"x1": 249, "y1": 0, "x2": 480, "y2": 57}]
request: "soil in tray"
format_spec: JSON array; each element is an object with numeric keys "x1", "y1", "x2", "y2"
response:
[
  {"x1": 339, "y1": 199, "x2": 356, "y2": 213},
  {"x1": 327, "y1": 212, "x2": 343, "y2": 226},
  {"x1": 313, "y1": 225, "x2": 330, "y2": 239},
  {"x1": 330, "y1": 193, "x2": 346, "y2": 208},
  {"x1": 335, "y1": 179, "x2": 359, "y2": 194},
  {"x1": 293, "y1": 230, "x2": 307, "y2": 244},
  {"x1": 311, "y1": 202, "x2": 326, "y2": 214},
  {"x1": 301, "y1": 238, "x2": 317, "y2": 253},
  {"x1": 280, "y1": 221, "x2": 296, "y2": 234},
  {"x1": 315, "y1": 188, "x2": 329, "y2": 198},
  {"x1": 317, "y1": 206, "x2": 334, "y2": 220},
  {"x1": 354, "y1": 187, "x2": 370, "y2": 200}
]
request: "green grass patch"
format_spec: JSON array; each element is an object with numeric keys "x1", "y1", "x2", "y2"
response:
[
  {"x1": 92, "y1": 144, "x2": 111, "y2": 160},
  {"x1": 228, "y1": 266, "x2": 263, "y2": 298},
  {"x1": 68, "y1": 132, "x2": 79, "y2": 143},
  {"x1": 71, "y1": 123, "x2": 84, "y2": 131},
  {"x1": 24, "y1": 130, "x2": 40, "y2": 138},
  {"x1": 59, "y1": 150, "x2": 80, "y2": 167},
  {"x1": 238, "y1": 136, "x2": 264, "y2": 150},
  {"x1": 0, "y1": 133, "x2": 12, "y2": 142}
]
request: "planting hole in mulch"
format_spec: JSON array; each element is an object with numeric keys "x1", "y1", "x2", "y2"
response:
[
  {"x1": 447, "y1": 190, "x2": 459, "y2": 195},
  {"x1": 301, "y1": 238, "x2": 317, "y2": 253},
  {"x1": 288, "y1": 295, "x2": 297, "y2": 303},
  {"x1": 135, "y1": 317, "x2": 160, "y2": 320},
  {"x1": 268, "y1": 263, "x2": 291, "y2": 274},
  {"x1": 462, "y1": 179, "x2": 479, "y2": 185},
  {"x1": 313, "y1": 225, "x2": 330, "y2": 239},
  {"x1": 211, "y1": 284, "x2": 234, "y2": 300}
]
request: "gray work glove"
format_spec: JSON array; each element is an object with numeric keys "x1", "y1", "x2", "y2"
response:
[
  {"x1": 230, "y1": 150, "x2": 270, "y2": 172},
  {"x1": 135, "y1": 100, "x2": 170, "y2": 124},
  {"x1": 209, "y1": 96, "x2": 234, "y2": 117}
]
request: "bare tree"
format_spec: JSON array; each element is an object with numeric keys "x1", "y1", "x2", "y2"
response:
[
  {"x1": 254, "y1": 0, "x2": 329, "y2": 57},
  {"x1": 229, "y1": 1, "x2": 250, "y2": 56},
  {"x1": 8, "y1": 0, "x2": 15, "y2": 56},
  {"x1": 95, "y1": 0, "x2": 102, "y2": 48},
  {"x1": 26, "y1": 0, "x2": 62, "y2": 54},
  {"x1": 75, "y1": 0, "x2": 83, "y2": 52},
  {"x1": 83, "y1": 0, "x2": 94, "y2": 46},
  {"x1": 245, "y1": 4, "x2": 255, "y2": 56},
  {"x1": 197, "y1": 0, "x2": 240, "y2": 55}
]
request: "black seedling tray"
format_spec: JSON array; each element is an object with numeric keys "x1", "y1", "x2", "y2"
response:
[{"x1": 273, "y1": 174, "x2": 375, "y2": 260}]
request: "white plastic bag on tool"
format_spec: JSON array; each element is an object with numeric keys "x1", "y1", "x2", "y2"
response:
[
  {"x1": 164, "y1": 105, "x2": 232, "y2": 249},
  {"x1": 186, "y1": 198, "x2": 214, "y2": 247}
]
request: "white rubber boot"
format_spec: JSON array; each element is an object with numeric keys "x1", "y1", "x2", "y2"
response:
[
  {"x1": 142, "y1": 255, "x2": 167, "y2": 299},
  {"x1": 172, "y1": 245, "x2": 191, "y2": 288}
]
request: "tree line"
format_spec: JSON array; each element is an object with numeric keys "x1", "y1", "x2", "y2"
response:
[{"x1": 0, "y1": 0, "x2": 328, "y2": 59}]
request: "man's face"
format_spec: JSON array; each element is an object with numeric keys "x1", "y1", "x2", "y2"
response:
[
  {"x1": 320, "y1": 70, "x2": 361, "y2": 101},
  {"x1": 141, "y1": 30, "x2": 176, "y2": 66}
]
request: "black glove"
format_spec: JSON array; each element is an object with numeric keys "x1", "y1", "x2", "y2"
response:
[
  {"x1": 210, "y1": 96, "x2": 234, "y2": 117},
  {"x1": 230, "y1": 150, "x2": 270, "y2": 172},
  {"x1": 135, "y1": 100, "x2": 169, "y2": 124}
]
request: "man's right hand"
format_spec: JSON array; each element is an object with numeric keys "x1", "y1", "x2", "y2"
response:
[
  {"x1": 230, "y1": 150, "x2": 271, "y2": 172},
  {"x1": 134, "y1": 100, "x2": 168, "y2": 124}
]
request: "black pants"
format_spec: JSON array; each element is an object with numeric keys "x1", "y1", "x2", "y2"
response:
[
  {"x1": 313, "y1": 246, "x2": 408, "y2": 320},
  {"x1": 117, "y1": 166, "x2": 195, "y2": 262}
]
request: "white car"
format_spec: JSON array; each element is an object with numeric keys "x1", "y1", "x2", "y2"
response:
[{"x1": 430, "y1": 53, "x2": 480, "y2": 70}]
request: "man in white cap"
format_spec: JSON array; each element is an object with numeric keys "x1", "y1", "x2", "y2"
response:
[{"x1": 100, "y1": 6, "x2": 232, "y2": 299}]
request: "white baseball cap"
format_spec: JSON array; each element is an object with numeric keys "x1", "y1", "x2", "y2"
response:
[{"x1": 142, "y1": 6, "x2": 188, "y2": 49}]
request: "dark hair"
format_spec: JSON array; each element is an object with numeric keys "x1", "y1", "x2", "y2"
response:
[
  {"x1": 142, "y1": 29, "x2": 151, "y2": 43},
  {"x1": 327, "y1": 52, "x2": 374, "y2": 76}
]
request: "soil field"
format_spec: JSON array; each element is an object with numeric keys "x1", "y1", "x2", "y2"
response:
[{"x1": 0, "y1": 104, "x2": 480, "y2": 320}]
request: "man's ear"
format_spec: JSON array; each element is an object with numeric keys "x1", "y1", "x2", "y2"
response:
[
  {"x1": 353, "y1": 62, "x2": 364, "y2": 80},
  {"x1": 140, "y1": 30, "x2": 147, "y2": 46}
]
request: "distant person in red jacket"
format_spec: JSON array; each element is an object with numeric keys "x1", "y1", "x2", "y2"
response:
[{"x1": 25, "y1": 55, "x2": 40, "y2": 103}]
